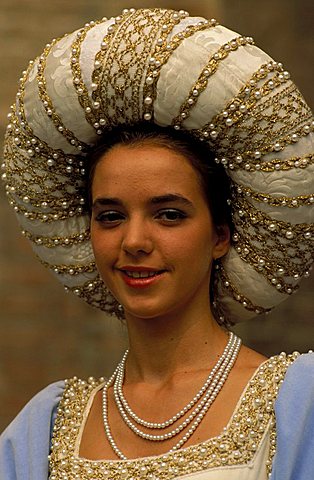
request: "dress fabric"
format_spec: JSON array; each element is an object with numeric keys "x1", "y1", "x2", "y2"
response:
[{"x1": 0, "y1": 353, "x2": 313, "y2": 480}]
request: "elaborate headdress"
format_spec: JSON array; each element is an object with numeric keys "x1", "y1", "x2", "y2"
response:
[{"x1": 2, "y1": 8, "x2": 313, "y2": 325}]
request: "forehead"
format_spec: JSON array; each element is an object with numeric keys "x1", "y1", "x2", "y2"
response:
[{"x1": 91, "y1": 144, "x2": 202, "y2": 196}]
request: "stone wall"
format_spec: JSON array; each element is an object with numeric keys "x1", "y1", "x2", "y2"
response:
[{"x1": 0, "y1": 0, "x2": 313, "y2": 431}]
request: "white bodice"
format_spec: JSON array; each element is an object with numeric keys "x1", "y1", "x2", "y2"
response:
[{"x1": 49, "y1": 353, "x2": 295, "y2": 479}]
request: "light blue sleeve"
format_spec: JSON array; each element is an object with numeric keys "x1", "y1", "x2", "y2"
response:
[
  {"x1": 0, "y1": 381, "x2": 65, "y2": 480},
  {"x1": 270, "y1": 353, "x2": 314, "y2": 480}
]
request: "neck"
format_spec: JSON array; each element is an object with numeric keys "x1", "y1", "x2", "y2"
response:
[{"x1": 124, "y1": 303, "x2": 229, "y2": 384}]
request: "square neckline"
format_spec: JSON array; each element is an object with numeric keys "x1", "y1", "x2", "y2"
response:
[
  {"x1": 74, "y1": 355, "x2": 272, "y2": 463},
  {"x1": 48, "y1": 353, "x2": 298, "y2": 480}
]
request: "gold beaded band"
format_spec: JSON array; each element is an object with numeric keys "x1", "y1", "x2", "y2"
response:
[
  {"x1": 40, "y1": 260, "x2": 96, "y2": 276},
  {"x1": 36, "y1": 41, "x2": 90, "y2": 151},
  {"x1": 21, "y1": 229, "x2": 90, "y2": 247}
]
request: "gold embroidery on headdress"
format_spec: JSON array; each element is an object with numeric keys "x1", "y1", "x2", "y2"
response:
[{"x1": 2, "y1": 8, "x2": 313, "y2": 324}]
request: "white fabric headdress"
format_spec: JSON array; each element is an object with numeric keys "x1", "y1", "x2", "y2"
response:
[{"x1": 2, "y1": 8, "x2": 313, "y2": 325}]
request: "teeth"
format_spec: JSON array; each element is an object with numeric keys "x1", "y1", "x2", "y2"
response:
[{"x1": 125, "y1": 271, "x2": 159, "y2": 278}]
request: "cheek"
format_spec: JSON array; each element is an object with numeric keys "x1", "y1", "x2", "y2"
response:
[
  {"x1": 90, "y1": 227, "x2": 116, "y2": 266},
  {"x1": 90, "y1": 224, "x2": 100, "y2": 257},
  {"x1": 164, "y1": 226, "x2": 213, "y2": 266}
]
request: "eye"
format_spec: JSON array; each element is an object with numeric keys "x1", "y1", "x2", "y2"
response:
[
  {"x1": 155, "y1": 209, "x2": 187, "y2": 223},
  {"x1": 94, "y1": 210, "x2": 125, "y2": 226}
]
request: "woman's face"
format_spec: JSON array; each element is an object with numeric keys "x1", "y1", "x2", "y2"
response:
[{"x1": 90, "y1": 144, "x2": 229, "y2": 320}]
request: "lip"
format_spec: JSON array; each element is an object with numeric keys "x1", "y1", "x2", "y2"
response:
[
  {"x1": 118, "y1": 266, "x2": 165, "y2": 272},
  {"x1": 117, "y1": 266, "x2": 166, "y2": 289}
]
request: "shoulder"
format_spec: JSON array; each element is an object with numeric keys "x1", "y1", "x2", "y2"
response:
[
  {"x1": 274, "y1": 351, "x2": 314, "y2": 428},
  {"x1": 282, "y1": 350, "x2": 314, "y2": 380},
  {"x1": 271, "y1": 352, "x2": 314, "y2": 479},
  {"x1": 276, "y1": 351, "x2": 314, "y2": 405},
  {"x1": 0, "y1": 380, "x2": 66, "y2": 480},
  {"x1": 1, "y1": 380, "x2": 66, "y2": 436}
]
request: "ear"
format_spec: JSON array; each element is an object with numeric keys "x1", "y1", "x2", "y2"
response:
[{"x1": 212, "y1": 224, "x2": 230, "y2": 260}]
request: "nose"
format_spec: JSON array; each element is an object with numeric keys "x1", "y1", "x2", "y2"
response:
[{"x1": 121, "y1": 217, "x2": 154, "y2": 256}]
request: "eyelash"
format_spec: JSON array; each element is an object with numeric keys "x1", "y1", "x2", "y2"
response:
[
  {"x1": 94, "y1": 209, "x2": 187, "y2": 226},
  {"x1": 155, "y1": 209, "x2": 187, "y2": 223},
  {"x1": 95, "y1": 211, "x2": 124, "y2": 225}
]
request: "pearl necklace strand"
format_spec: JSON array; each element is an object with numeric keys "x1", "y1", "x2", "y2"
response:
[
  {"x1": 102, "y1": 332, "x2": 241, "y2": 460},
  {"x1": 115, "y1": 332, "x2": 235, "y2": 429}
]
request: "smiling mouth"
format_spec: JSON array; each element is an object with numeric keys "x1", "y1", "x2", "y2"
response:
[{"x1": 122, "y1": 270, "x2": 164, "y2": 278}]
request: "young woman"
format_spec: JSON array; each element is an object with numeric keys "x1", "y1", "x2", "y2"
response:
[{"x1": 1, "y1": 7, "x2": 313, "y2": 479}]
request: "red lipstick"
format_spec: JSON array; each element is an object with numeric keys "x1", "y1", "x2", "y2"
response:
[{"x1": 118, "y1": 266, "x2": 166, "y2": 289}]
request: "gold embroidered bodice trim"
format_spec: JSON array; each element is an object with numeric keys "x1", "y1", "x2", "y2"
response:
[{"x1": 48, "y1": 352, "x2": 298, "y2": 479}]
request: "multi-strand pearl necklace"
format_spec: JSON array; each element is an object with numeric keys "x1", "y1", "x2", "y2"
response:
[{"x1": 102, "y1": 332, "x2": 241, "y2": 460}]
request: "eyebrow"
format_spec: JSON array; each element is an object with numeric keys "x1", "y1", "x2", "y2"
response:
[
  {"x1": 92, "y1": 197, "x2": 123, "y2": 208},
  {"x1": 150, "y1": 194, "x2": 194, "y2": 208},
  {"x1": 92, "y1": 194, "x2": 195, "y2": 209}
]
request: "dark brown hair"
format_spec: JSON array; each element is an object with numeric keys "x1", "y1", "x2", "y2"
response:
[{"x1": 86, "y1": 122, "x2": 233, "y2": 233}]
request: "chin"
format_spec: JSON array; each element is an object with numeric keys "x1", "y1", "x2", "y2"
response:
[
  {"x1": 123, "y1": 307, "x2": 162, "y2": 321},
  {"x1": 122, "y1": 301, "x2": 172, "y2": 321},
  {"x1": 122, "y1": 295, "x2": 192, "y2": 322}
]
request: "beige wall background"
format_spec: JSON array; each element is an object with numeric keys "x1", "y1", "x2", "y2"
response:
[{"x1": 0, "y1": 0, "x2": 313, "y2": 431}]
